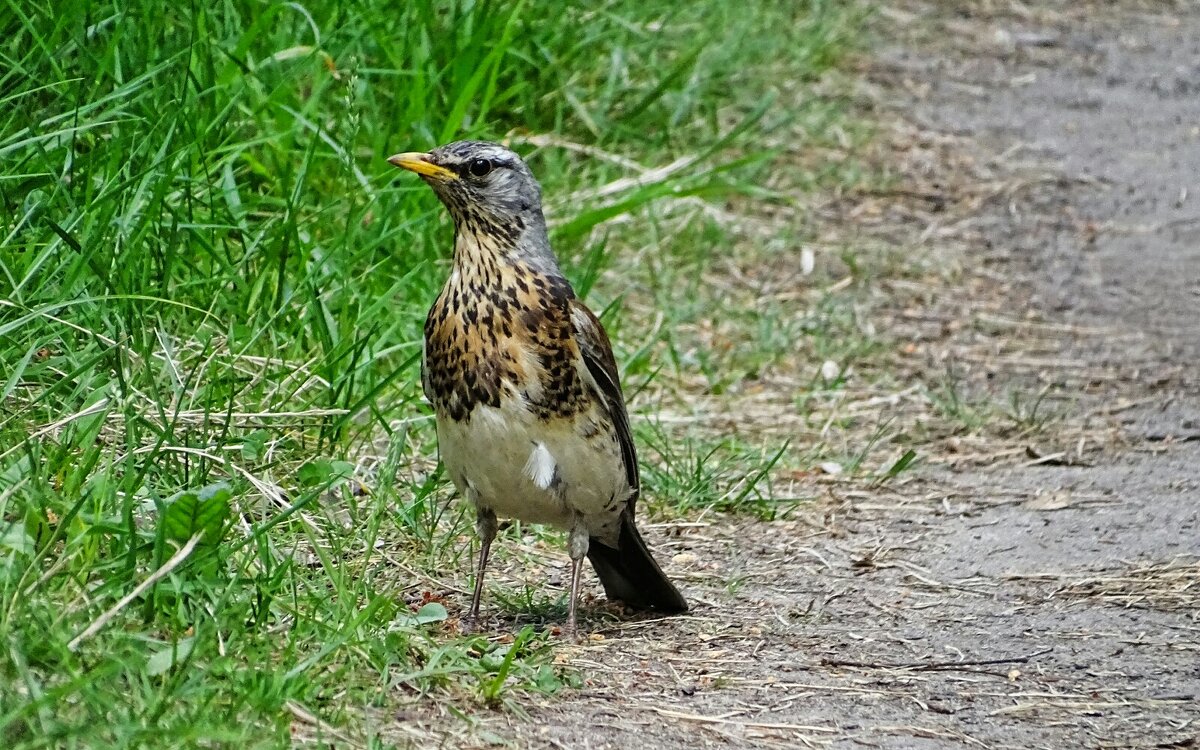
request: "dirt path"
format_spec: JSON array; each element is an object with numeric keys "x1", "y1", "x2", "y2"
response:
[{"x1": 407, "y1": 5, "x2": 1199, "y2": 749}]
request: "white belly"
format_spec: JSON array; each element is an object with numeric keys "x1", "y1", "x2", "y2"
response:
[{"x1": 436, "y1": 397, "x2": 628, "y2": 541}]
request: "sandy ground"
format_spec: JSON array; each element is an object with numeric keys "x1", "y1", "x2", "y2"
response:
[{"x1": 388, "y1": 4, "x2": 1199, "y2": 748}]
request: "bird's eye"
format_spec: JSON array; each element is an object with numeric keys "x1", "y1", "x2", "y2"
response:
[{"x1": 467, "y1": 158, "x2": 493, "y2": 177}]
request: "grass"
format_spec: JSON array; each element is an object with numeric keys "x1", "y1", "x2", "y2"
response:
[{"x1": 0, "y1": 0, "x2": 863, "y2": 746}]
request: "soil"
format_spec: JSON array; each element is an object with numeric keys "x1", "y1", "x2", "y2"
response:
[{"x1": 393, "y1": 4, "x2": 1200, "y2": 748}]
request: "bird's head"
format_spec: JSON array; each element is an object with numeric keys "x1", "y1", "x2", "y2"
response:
[{"x1": 388, "y1": 140, "x2": 546, "y2": 244}]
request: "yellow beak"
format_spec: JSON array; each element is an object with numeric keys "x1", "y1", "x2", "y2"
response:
[{"x1": 386, "y1": 151, "x2": 457, "y2": 180}]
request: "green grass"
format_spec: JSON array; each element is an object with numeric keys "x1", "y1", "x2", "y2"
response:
[{"x1": 0, "y1": 0, "x2": 861, "y2": 746}]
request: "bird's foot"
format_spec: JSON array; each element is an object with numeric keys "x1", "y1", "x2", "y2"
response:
[{"x1": 561, "y1": 613, "x2": 584, "y2": 643}]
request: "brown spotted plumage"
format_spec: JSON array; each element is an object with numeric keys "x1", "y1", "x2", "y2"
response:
[{"x1": 388, "y1": 141, "x2": 687, "y2": 636}]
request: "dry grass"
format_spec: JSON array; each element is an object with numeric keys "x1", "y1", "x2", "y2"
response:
[{"x1": 1011, "y1": 558, "x2": 1200, "y2": 616}]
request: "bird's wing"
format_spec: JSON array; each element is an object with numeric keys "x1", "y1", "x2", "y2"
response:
[{"x1": 570, "y1": 300, "x2": 640, "y2": 505}]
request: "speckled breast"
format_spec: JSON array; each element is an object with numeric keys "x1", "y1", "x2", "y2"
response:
[{"x1": 421, "y1": 261, "x2": 588, "y2": 424}]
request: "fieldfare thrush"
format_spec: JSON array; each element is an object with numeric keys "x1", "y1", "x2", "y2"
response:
[{"x1": 388, "y1": 140, "x2": 688, "y2": 636}]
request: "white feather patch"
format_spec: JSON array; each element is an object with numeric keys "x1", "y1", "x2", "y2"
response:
[{"x1": 523, "y1": 442, "x2": 557, "y2": 490}]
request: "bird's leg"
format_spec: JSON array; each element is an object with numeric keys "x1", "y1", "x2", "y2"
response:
[
  {"x1": 565, "y1": 520, "x2": 589, "y2": 640},
  {"x1": 464, "y1": 507, "x2": 497, "y2": 634}
]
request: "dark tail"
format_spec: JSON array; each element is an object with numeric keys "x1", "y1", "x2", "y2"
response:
[{"x1": 587, "y1": 510, "x2": 688, "y2": 613}]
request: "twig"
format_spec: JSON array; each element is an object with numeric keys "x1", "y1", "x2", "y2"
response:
[
  {"x1": 285, "y1": 700, "x2": 357, "y2": 745},
  {"x1": 1145, "y1": 432, "x2": 1200, "y2": 443},
  {"x1": 645, "y1": 706, "x2": 837, "y2": 734},
  {"x1": 822, "y1": 647, "x2": 1053, "y2": 672},
  {"x1": 68, "y1": 533, "x2": 203, "y2": 651}
]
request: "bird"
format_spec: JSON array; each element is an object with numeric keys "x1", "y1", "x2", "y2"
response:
[{"x1": 387, "y1": 140, "x2": 687, "y2": 636}]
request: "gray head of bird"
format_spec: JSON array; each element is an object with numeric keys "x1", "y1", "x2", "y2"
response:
[{"x1": 388, "y1": 141, "x2": 548, "y2": 245}]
